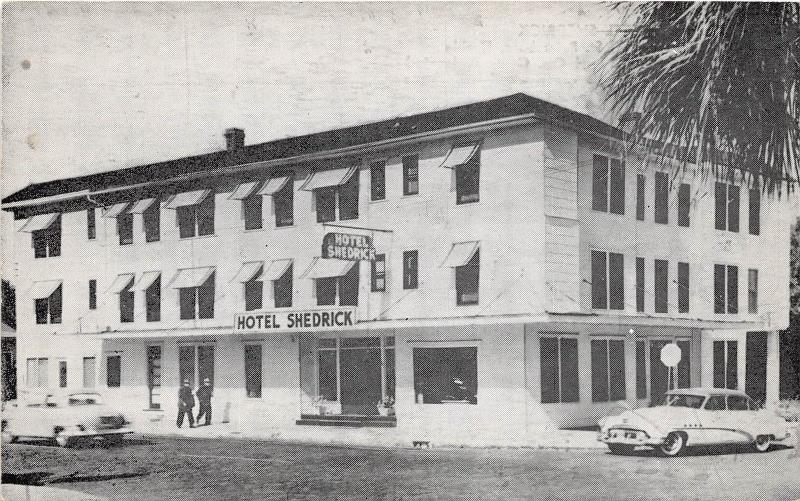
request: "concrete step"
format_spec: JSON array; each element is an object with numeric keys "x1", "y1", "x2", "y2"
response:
[{"x1": 296, "y1": 416, "x2": 397, "y2": 428}]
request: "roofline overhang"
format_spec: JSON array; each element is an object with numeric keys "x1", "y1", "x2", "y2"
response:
[
  {"x1": 2, "y1": 110, "x2": 628, "y2": 211},
  {"x1": 64, "y1": 312, "x2": 769, "y2": 339}
]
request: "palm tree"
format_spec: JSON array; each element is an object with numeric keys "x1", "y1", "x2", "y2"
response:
[{"x1": 599, "y1": 2, "x2": 799, "y2": 195}]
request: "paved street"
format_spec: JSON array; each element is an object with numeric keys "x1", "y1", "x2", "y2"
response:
[{"x1": 2, "y1": 435, "x2": 799, "y2": 500}]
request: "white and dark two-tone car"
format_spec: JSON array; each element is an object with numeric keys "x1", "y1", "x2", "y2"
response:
[
  {"x1": 598, "y1": 388, "x2": 790, "y2": 456},
  {"x1": 2, "y1": 391, "x2": 133, "y2": 447}
]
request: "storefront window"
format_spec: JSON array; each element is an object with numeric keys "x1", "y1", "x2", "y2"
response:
[
  {"x1": 540, "y1": 336, "x2": 579, "y2": 404},
  {"x1": 413, "y1": 347, "x2": 477, "y2": 404}
]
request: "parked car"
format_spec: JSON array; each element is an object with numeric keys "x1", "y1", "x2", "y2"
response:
[
  {"x1": 598, "y1": 388, "x2": 790, "y2": 456},
  {"x1": 2, "y1": 391, "x2": 132, "y2": 447}
]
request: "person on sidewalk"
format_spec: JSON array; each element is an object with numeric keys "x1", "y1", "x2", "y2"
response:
[
  {"x1": 195, "y1": 377, "x2": 213, "y2": 426},
  {"x1": 177, "y1": 379, "x2": 195, "y2": 428}
]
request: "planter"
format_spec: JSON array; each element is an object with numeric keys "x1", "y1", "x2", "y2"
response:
[{"x1": 377, "y1": 406, "x2": 395, "y2": 417}]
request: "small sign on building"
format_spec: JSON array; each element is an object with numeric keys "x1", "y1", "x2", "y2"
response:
[{"x1": 322, "y1": 232, "x2": 376, "y2": 261}]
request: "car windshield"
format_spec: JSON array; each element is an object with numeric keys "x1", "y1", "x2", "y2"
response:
[
  {"x1": 665, "y1": 394, "x2": 706, "y2": 409},
  {"x1": 67, "y1": 393, "x2": 103, "y2": 406}
]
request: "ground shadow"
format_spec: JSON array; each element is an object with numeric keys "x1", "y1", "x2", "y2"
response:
[
  {"x1": 49, "y1": 471, "x2": 148, "y2": 484},
  {"x1": 606, "y1": 442, "x2": 793, "y2": 458},
  {"x1": 2, "y1": 471, "x2": 51, "y2": 486}
]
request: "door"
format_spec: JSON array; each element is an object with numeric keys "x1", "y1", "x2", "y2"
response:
[
  {"x1": 339, "y1": 347, "x2": 382, "y2": 415},
  {"x1": 147, "y1": 346, "x2": 162, "y2": 410},
  {"x1": 746, "y1": 332, "x2": 767, "y2": 405}
]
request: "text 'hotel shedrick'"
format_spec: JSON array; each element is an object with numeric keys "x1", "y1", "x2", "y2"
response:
[{"x1": 3, "y1": 94, "x2": 791, "y2": 446}]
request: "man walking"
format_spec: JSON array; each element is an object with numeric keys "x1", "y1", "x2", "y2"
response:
[
  {"x1": 177, "y1": 379, "x2": 195, "y2": 428},
  {"x1": 195, "y1": 377, "x2": 213, "y2": 426}
]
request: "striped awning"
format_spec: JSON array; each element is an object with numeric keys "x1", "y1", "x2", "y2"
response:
[
  {"x1": 103, "y1": 203, "x2": 130, "y2": 218},
  {"x1": 300, "y1": 258, "x2": 355, "y2": 279},
  {"x1": 232, "y1": 262, "x2": 264, "y2": 283},
  {"x1": 228, "y1": 181, "x2": 262, "y2": 200},
  {"x1": 18, "y1": 213, "x2": 59, "y2": 232},
  {"x1": 262, "y1": 259, "x2": 293, "y2": 281},
  {"x1": 441, "y1": 241, "x2": 480, "y2": 267},
  {"x1": 438, "y1": 143, "x2": 481, "y2": 169},
  {"x1": 128, "y1": 198, "x2": 157, "y2": 214},
  {"x1": 108, "y1": 274, "x2": 135, "y2": 294},
  {"x1": 170, "y1": 267, "x2": 216, "y2": 289},
  {"x1": 29, "y1": 280, "x2": 62, "y2": 299},
  {"x1": 135, "y1": 271, "x2": 162, "y2": 291},
  {"x1": 299, "y1": 166, "x2": 357, "y2": 191},
  {"x1": 258, "y1": 175, "x2": 292, "y2": 196},
  {"x1": 166, "y1": 190, "x2": 211, "y2": 209}
]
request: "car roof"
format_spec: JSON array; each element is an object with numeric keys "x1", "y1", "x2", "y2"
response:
[{"x1": 666, "y1": 387, "x2": 749, "y2": 397}]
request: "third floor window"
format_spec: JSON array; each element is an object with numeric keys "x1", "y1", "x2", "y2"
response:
[
  {"x1": 592, "y1": 154, "x2": 624, "y2": 215},
  {"x1": 169, "y1": 190, "x2": 215, "y2": 238},
  {"x1": 20, "y1": 213, "x2": 61, "y2": 258},
  {"x1": 591, "y1": 250, "x2": 624, "y2": 310},
  {"x1": 714, "y1": 264, "x2": 738, "y2": 314},
  {"x1": 403, "y1": 155, "x2": 419, "y2": 196},
  {"x1": 715, "y1": 182, "x2": 740, "y2": 232},
  {"x1": 301, "y1": 166, "x2": 359, "y2": 223}
]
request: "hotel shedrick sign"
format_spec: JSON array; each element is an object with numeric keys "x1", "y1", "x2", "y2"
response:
[
  {"x1": 234, "y1": 308, "x2": 356, "y2": 333},
  {"x1": 322, "y1": 232, "x2": 376, "y2": 261}
]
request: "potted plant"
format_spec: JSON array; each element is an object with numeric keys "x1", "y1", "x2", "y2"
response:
[{"x1": 376, "y1": 396, "x2": 395, "y2": 416}]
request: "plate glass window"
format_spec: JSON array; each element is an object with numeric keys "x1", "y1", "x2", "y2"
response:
[
  {"x1": 413, "y1": 347, "x2": 477, "y2": 404},
  {"x1": 540, "y1": 336, "x2": 579, "y2": 403},
  {"x1": 591, "y1": 339, "x2": 625, "y2": 402}
]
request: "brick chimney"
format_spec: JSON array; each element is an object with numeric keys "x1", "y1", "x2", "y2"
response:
[{"x1": 224, "y1": 128, "x2": 245, "y2": 151}]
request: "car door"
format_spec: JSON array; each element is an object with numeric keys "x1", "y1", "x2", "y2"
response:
[
  {"x1": 726, "y1": 394, "x2": 758, "y2": 443},
  {"x1": 697, "y1": 395, "x2": 727, "y2": 444}
]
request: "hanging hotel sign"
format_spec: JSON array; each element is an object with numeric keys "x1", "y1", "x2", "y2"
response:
[
  {"x1": 234, "y1": 308, "x2": 356, "y2": 333},
  {"x1": 322, "y1": 232, "x2": 376, "y2": 261}
]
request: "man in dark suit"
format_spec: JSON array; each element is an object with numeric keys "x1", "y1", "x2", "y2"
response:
[
  {"x1": 195, "y1": 377, "x2": 213, "y2": 426},
  {"x1": 177, "y1": 379, "x2": 195, "y2": 428}
]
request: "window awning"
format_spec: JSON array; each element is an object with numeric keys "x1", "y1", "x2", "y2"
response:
[
  {"x1": 438, "y1": 143, "x2": 481, "y2": 169},
  {"x1": 169, "y1": 267, "x2": 215, "y2": 289},
  {"x1": 18, "y1": 213, "x2": 59, "y2": 232},
  {"x1": 108, "y1": 273, "x2": 135, "y2": 294},
  {"x1": 299, "y1": 165, "x2": 357, "y2": 191},
  {"x1": 258, "y1": 175, "x2": 292, "y2": 196},
  {"x1": 135, "y1": 271, "x2": 161, "y2": 291},
  {"x1": 232, "y1": 262, "x2": 263, "y2": 283},
  {"x1": 228, "y1": 181, "x2": 261, "y2": 200},
  {"x1": 441, "y1": 241, "x2": 480, "y2": 267},
  {"x1": 300, "y1": 258, "x2": 355, "y2": 279},
  {"x1": 29, "y1": 280, "x2": 62, "y2": 299},
  {"x1": 103, "y1": 203, "x2": 130, "y2": 218},
  {"x1": 165, "y1": 190, "x2": 211, "y2": 209},
  {"x1": 262, "y1": 259, "x2": 293, "y2": 281},
  {"x1": 128, "y1": 198, "x2": 157, "y2": 214}
]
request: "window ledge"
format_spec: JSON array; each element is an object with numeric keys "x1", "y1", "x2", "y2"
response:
[
  {"x1": 243, "y1": 227, "x2": 266, "y2": 233},
  {"x1": 401, "y1": 193, "x2": 420, "y2": 199},
  {"x1": 368, "y1": 198, "x2": 388, "y2": 205},
  {"x1": 590, "y1": 208, "x2": 627, "y2": 217},
  {"x1": 274, "y1": 224, "x2": 296, "y2": 230},
  {"x1": 179, "y1": 234, "x2": 218, "y2": 241}
]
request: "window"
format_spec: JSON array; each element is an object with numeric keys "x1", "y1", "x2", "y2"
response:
[
  {"x1": 274, "y1": 179, "x2": 294, "y2": 227},
  {"x1": 87, "y1": 208, "x2": 96, "y2": 240},
  {"x1": 678, "y1": 183, "x2": 690, "y2": 227},
  {"x1": 89, "y1": 280, "x2": 97, "y2": 310},
  {"x1": 654, "y1": 259, "x2": 668, "y2": 313},
  {"x1": 748, "y1": 269, "x2": 759, "y2": 314},
  {"x1": 244, "y1": 345, "x2": 262, "y2": 398},
  {"x1": 385, "y1": 337, "x2": 396, "y2": 400},
  {"x1": 636, "y1": 257, "x2": 645, "y2": 312},
  {"x1": 318, "y1": 340, "x2": 338, "y2": 402},
  {"x1": 316, "y1": 277, "x2": 336, "y2": 306},
  {"x1": 117, "y1": 211, "x2": 134, "y2": 245},
  {"x1": 706, "y1": 395, "x2": 726, "y2": 411},
  {"x1": 413, "y1": 347, "x2": 477, "y2": 404},
  {"x1": 713, "y1": 340, "x2": 738, "y2": 389},
  {"x1": 33, "y1": 215, "x2": 61, "y2": 258},
  {"x1": 540, "y1": 336, "x2": 579, "y2": 403},
  {"x1": 145, "y1": 276, "x2": 161, "y2": 322},
  {"x1": 455, "y1": 153, "x2": 480, "y2": 204},
  {"x1": 592, "y1": 155, "x2": 624, "y2": 214},
  {"x1": 714, "y1": 264, "x2": 739, "y2": 314},
  {"x1": 243, "y1": 193, "x2": 263, "y2": 230},
  {"x1": 179, "y1": 273, "x2": 215, "y2": 320},
  {"x1": 456, "y1": 249, "x2": 479, "y2": 305},
  {"x1": 403, "y1": 154, "x2": 419, "y2": 195},
  {"x1": 636, "y1": 174, "x2": 645, "y2": 221},
  {"x1": 338, "y1": 171, "x2": 359, "y2": 221},
  {"x1": 178, "y1": 345, "x2": 214, "y2": 388},
  {"x1": 26, "y1": 358, "x2": 48, "y2": 387},
  {"x1": 120, "y1": 279, "x2": 134, "y2": 323},
  {"x1": 678, "y1": 262, "x2": 690, "y2": 313},
  {"x1": 82, "y1": 357, "x2": 96, "y2": 388},
  {"x1": 35, "y1": 284, "x2": 62, "y2": 325},
  {"x1": 244, "y1": 276, "x2": 263, "y2": 311},
  {"x1": 591, "y1": 250, "x2": 624, "y2": 310},
  {"x1": 370, "y1": 161, "x2": 386, "y2": 201},
  {"x1": 728, "y1": 395, "x2": 749, "y2": 411},
  {"x1": 715, "y1": 182, "x2": 740, "y2": 232},
  {"x1": 591, "y1": 339, "x2": 626, "y2": 402},
  {"x1": 636, "y1": 340, "x2": 647, "y2": 399},
  {"x1": 315, "y1": 187, "x2": 336, "y2": 223},
  {"x1": 147, "y1": 346, "x2": 161, "y2": 409},
  {"x1": 749, "y1": 188, "x2": 760, "y2": 235},
  {"x1": 106, "y1": 355, "x2": 121, "y2": 388},
  {"x1": 338, "y1": 262, "x2": 359, "y2": 307},
  {"x1": 403, "y1": 250, "x2": 418, "y2": 289},
  {"x1": 654, "y1": 172, "x2": 669, "y2": 224},
  {"x1": 371, "y1": 254, "x2": 386, "y2": 292},
  {"x1": 178, "y1": 191, "x2": 215, "y2": 238},
  {"x1": 59, "y1": 360, "x2": 67, "y2": 388},
  {"x1": 273, "y1": 264, "x2": 293, "y2": 308},
  {"x1": 143, "y1": 200, "x2": 160, "y2": 242}
]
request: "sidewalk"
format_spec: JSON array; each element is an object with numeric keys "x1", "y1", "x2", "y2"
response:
[{"x1": 2, "y1": 484, "x2": 106, "y2": 501}]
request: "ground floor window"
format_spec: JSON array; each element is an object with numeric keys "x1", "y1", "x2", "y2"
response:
[
  {"x1": 147, "y1": 346, "x2": 162, "y2": 410},
  {"x1": 713, "y1": 340, "x2": 738, "y2": 390},
  {"x1": 635, "y1": 340, "x2": 647, "y2": 399},
  {"x1": 83, "y1": 357, "x2": 96, "y2": 388},
  {"x1": 26, "y1": 358, "x2": 48, "y2": 388},
  {"x1": 591, "y1": 338, "x2": 626, "y2": 402},
  {"x1": 178, "y1": 344, "x2": 214, "y2": 387},
  {"x1": 413, "y1": 347, "x2": 477, "y2": 404},
  {"x1": 107, "y1": 355, "x2": 121, "y2": 388},
  {"x1": 244, "y1": 345, "x2": 262, "y2": 398},
  {"x1": 540, "y1": 336, "x2": 579, "y2": 404}
]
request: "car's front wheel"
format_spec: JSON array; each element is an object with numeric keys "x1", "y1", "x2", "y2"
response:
[
  {"x1": 753, "y1": 435, "x2": 772, "y2": 453},
  {"x1": 658, "y1": 432, "x2": 686, "y2": 457},
  {"x1": 607, "y1": 444, "x2": 635, "y2": 455}
]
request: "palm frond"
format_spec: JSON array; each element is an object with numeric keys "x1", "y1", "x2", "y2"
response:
[{"x1": 599, "y1": 2, "x2": 800, "y2": 195}]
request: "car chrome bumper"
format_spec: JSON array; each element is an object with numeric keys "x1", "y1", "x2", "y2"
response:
[
  {"x1": 598, "y1": 428, "x2": 663, "y2": 447},
  {"x1": 63, "y1": 427, "x2": 133, "y2": 437}
]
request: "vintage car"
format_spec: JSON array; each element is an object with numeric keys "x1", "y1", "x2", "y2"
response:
[
  {"x1": 1, "y1": 391, "x2": 133, "y2": 447},
  {"x1": 598, "y1": 388, "x2": 790, "y2": 456}
]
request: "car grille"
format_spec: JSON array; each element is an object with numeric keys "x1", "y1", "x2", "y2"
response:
[{"x1": 98, "y1": 416, "x2": 125, "y2": 430}]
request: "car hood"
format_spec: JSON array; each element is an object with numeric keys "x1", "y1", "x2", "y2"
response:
[{"x1": 601, "y1": 406, "x2": 698, "y2": 433}]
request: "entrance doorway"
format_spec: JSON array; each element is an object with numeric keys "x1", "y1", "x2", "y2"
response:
[
  {"x1": 179, "y1": 344, "x2": 215, "y2": 388},
  {"x1": 649, "y1": 339, "x2": 691, "y2": 406},
  {"x1": 340, "y1": 346, "x2": 382, "y2": 415}
]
